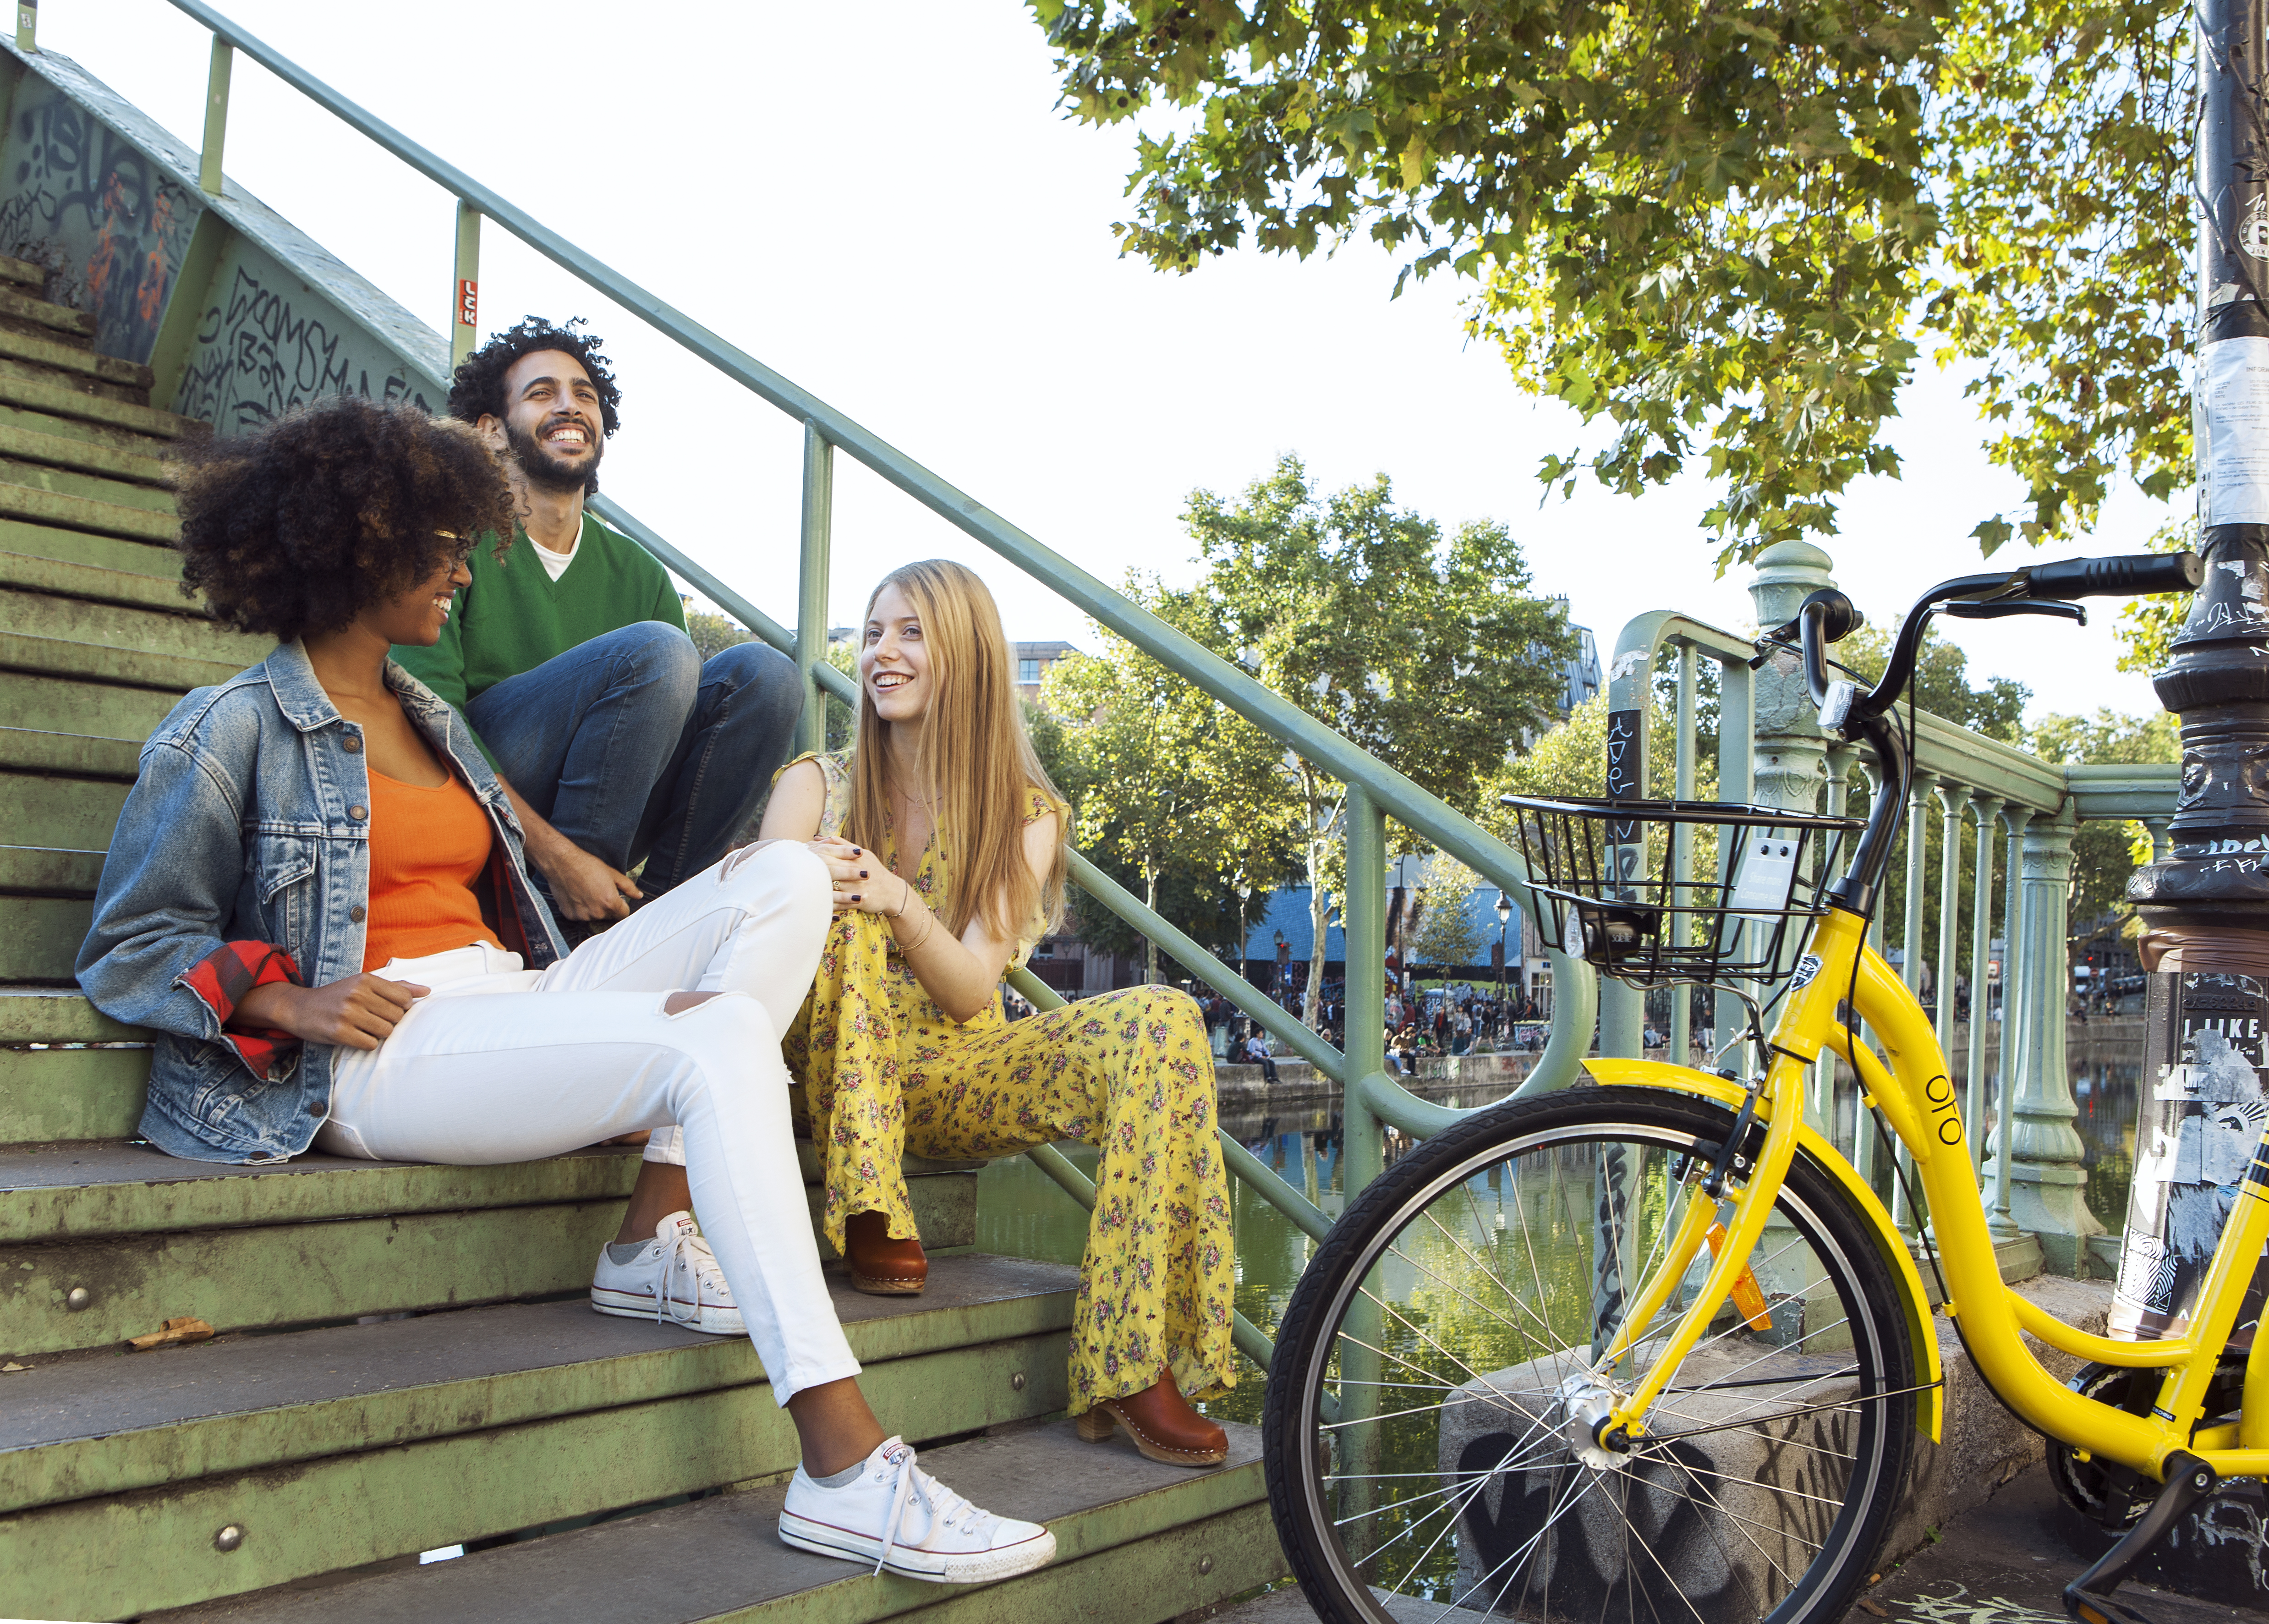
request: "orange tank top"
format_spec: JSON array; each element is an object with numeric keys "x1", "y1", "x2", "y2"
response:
[{"x1": 363, "y1": 769, "x2": 504, "y2": 971}]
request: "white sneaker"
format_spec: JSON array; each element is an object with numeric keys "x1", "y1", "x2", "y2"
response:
[
  {"x1": 590, "y1": 1211, "x2": 744, "y2": 1336},
  {"x1": 778, "y1": 1436, "x2": 1056, "y2": 1584}
]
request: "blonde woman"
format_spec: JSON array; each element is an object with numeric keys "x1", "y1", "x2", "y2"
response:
[{"x1": 759, "y1": 560, "x2": 1236, "y2": 1468}]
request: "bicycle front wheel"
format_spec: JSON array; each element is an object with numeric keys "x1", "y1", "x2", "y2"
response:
[{"x1": 1264, "y1": 1086, "x2": 1918, "y2": 1624}]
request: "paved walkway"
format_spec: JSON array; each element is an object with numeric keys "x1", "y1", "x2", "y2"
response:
[{"x1": 1197, "y1": 1464, "x2": 2255, "y2": 1624}]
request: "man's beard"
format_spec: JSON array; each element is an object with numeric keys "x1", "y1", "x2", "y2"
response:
[{"x1": 505, "y1": 418, "x2": 603, "y2": 495}]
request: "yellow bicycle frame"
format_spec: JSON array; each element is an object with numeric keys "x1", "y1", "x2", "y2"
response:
[{"x1": 1589, "y1": 907, "x2": 2269, "y2": 1484}]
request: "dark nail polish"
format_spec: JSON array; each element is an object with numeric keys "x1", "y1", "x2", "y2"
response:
[
  {"x1": 852, "y1": 894, "x2": 862, "y2": 902},
  {"x1": 860, "y1": 869, "x2": 870, "y2": 878}
]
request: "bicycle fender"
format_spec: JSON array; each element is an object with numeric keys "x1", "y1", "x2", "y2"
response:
[{"x1": 1583, "y1": 1057, "x2": 1944, "y2": 1444}]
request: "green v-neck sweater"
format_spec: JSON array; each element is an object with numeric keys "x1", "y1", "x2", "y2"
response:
[{"x1": 391, "y1": 513, "x2": 687, "y2": 764}]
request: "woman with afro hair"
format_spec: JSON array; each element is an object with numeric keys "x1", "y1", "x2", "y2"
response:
[{"x1": 77, "y1": 395, "x2": 1056, "y2": 1586}]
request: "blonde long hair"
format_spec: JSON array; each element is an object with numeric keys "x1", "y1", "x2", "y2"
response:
[{"x1": 846, "y1": 560, "x2": 1069, "y2": 943}]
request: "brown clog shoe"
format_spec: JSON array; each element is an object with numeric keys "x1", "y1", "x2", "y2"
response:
[
  {"x1": 845, "y1": 1210, "x2": 927, "y2": 1295},
  {"x1": 1074, "y1": 1366, "x2": 1227, "y2": 1466}
]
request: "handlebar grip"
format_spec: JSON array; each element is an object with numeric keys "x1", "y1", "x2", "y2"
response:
[{"x1": 2024, "y1": 551, "x2": 2203, "y2": 599}]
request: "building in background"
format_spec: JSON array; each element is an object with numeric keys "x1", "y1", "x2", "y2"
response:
[
  {"x1": 1015, "y1": 640, "x2": 1079, "y2": 703},
  {"x1": 1547, "y1": 597, "x2": 1602, "y2": 716}
]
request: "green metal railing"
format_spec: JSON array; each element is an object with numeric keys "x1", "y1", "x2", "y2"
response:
[{"x1": 148, "y1": 0, "x2": 1604, "y2": 1372}]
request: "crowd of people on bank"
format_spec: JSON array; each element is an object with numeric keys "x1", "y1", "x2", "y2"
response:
[
  {"x1": 74, "y1": 323, "x2": 1235, "y2": 1588},
  {"x1": 1193, "y1": 983, "x2": 1546, "y2": 1077}
]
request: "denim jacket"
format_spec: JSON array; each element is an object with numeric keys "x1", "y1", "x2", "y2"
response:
[{"x1": 77, "y1": 641, "x2": 565, "y2": 1163}]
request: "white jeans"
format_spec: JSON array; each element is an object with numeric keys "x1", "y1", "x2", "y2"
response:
[{"x1": 317, "y1": 842, "x2": 856, "y2": 1405}]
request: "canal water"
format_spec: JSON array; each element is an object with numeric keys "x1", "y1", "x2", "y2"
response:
[{"x1": 975, "y1": 1051, "x2": 2150, "y2": 1424}]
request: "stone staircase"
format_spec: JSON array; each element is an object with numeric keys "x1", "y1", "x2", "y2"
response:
[{"x1": 0, "y1": 287, "x2": 1278, "y2": 1620}]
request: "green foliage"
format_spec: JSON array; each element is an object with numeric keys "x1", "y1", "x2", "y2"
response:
[
  {"x1": 2113, "y1": 514, "x2": 2198, "y2": 674},
  {"x1": 684, "y1": 611, "x2": 752, "y2": 662},
  {"x1": 1835, "y1": 618, "x2": 2029, "y2": 741},
  {"x1": 2031, "y1": 707, "x2": 2179, "y2": 936},
  {"x1": 1030, "y1": 0, "x2": 2194, "y2": 562},
  {"x1": 1406, "y1": 852, "x2": 1486, "y2": 971},
  {"x1": 1163, "y1": 454, "x2": 1577, "y2": 1018},
  {"x1": 1044, "y1": 599, "x2": 1299, "y2": 981}
]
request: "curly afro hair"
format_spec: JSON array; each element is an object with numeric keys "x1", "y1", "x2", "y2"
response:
[
  {"x1": 175, "y1": 395, "x2": 520, "y2": 646},
  {"x1": 447, "y1": 315, "x2": 622, "y2": 439}
]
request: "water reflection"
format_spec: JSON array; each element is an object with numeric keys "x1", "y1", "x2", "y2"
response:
[{"x1": 975, "y1": 1054, "x2": 2150, "y2": 1426}]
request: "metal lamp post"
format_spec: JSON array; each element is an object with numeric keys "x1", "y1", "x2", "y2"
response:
[{"x1": 2119, "y1": 0, "x2": 2269, "y2": 1334}]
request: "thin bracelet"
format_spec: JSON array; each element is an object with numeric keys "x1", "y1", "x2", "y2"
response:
[{"x1": 894, "y1": 880, "x2": 916, "y2": 920}]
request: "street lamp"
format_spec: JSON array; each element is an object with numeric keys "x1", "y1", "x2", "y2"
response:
[
  {"x1": 1234, "y1": 880, "x2": 1253, "y2": 980},
  {"x1": 1494, "y1": 889, "x2": 1513, "y2": 1043}
]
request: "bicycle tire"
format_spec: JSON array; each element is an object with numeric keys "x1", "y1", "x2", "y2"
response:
[{"x1": 1264, "y1": 1085, "x2": 1918, "y2": 1624}]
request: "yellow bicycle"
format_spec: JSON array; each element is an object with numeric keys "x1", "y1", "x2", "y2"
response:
[{"x1": 1262, "y1": 551, "x2": 2259, "y2": 1624}]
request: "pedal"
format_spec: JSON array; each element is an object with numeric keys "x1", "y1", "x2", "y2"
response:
[{"x1": 2060, "y1": 1452, "x2": 2218, "y2": 1624}]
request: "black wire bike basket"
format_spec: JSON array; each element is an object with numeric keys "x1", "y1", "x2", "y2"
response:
[{"x1": 1499, "y1": 795, "x2": 1860, "y2": 988}]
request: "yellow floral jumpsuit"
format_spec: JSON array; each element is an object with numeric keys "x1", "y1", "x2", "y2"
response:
[{"x1": 778, "y1": 752, "x2": 1236, "y2": 1414}]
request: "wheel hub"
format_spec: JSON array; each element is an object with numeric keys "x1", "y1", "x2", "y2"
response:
[{"x1": 1558, "y1": 1374, "x2": 1632, "y2": 1472}]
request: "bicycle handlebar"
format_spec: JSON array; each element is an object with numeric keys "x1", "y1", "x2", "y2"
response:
[
  {"x1": 1786, "y1": 549, "x2": 2202, "y2": 914},
  {"x1": 2020, "y1": 552, "x2": 2204, "y2": 600}
]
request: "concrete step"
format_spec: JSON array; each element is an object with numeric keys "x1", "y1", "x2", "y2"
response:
[
  {"x1": 0, "y1": 625, "x2": 248, "y2": 697},
  {"x1": 0, "y1": 724, "x2": 154, "y2": 781},
  {"x1": 0, "y1": 771, "x2": 131, "y2": 856},
  {"x1": 127, "y1": 1418, "x2": 1275, "y2": 1624},
  {"x1": 0, "y1": 841, "x2": 104, "y2": 893},
  {"x1": 0, "y1": 1140, "x2": 982, "y2": 1355},
  {"x1": 0, "y1": 253, "x2": 44, "y2": 291},
  {"x1": 0, "y1": 322, "x2": 154, "y2": 395},
  {"x1": 0, "y1": 585, "x2": 263, "y2": 672},
  {"x1": 0, "y1": 450, "x2": 175, "y2": 516},
  {"x1": 0, "y1": 353, "x2": 194, "y2": 435},
  {"x1": 0, "y1": 992, "x2": 148, "y2": 1144},
  {"x1": 0, "y1": 892, "x2": 93, "y2": 984},
  {"x1": 0, "y1": 670, "x2": 188, "y2": 744},
  {"x1": 0, "y1": 1257, "x2": 1090, "y2": 1620},
  {"x1": 0, "y1": 281, "x2": 96, "y2": 340},
  {"x1": 0, "y1": 281, "x2": 97, "y2": 341},
  {"x1": 0, "y1": 397, "x2": 186, "y2": 472},
  {"x1": 0, "y1": 472, "x2": 178, "y2": 542},
  {"x1": 0, "y1": 541, "x2": 192, "y2": 611}
]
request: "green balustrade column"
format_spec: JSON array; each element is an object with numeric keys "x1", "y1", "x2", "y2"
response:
[
  {"x1": 1815, "y1": 747, "x2": 1855, "y2": 1137},
  {"x1": 795, "y1": 422, "x2": 834, "y2": 757},
  {"x1": 449, "y1": 200, "x2": 480, "y2": 372},
  {"x1": 1668, "y1": 642, "x2": 1698, "y2": 1063},
  {"x1": 1343, "y1": 785, "x2": 1388, "y2": 1199},
  {"x1": 1989, "y1": 806, "x2": 2033, "y2": 1240},
  {"x1": 2004, "y1": 802, "x2": 2105, "y2": 1274},
  {"x1": 1745, "y1": 541, "x2": 1835, "y2": 1081},
  {"x1": 1965, "y1": 795, "x2": 2003, "y2": 1186},
  {"x1": 1890, "y1": 768, "x2": 1937, "y2": 1233},
  {"x1": 200, "y1": 37, "x2": 231, "y2": 195}
]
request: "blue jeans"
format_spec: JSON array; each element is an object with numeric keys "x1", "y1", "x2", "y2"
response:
[{"x1": 466, "y1": 622, "x2": 804, "y2": 900}]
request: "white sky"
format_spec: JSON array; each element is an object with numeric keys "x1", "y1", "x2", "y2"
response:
[{"x1": 58, "y1": 0, "x2": 2185, "y2": 723}]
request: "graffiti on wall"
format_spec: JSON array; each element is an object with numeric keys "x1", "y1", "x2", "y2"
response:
[
  {"x1": 0, "y1": 82, "x2": 197, "y2": 363},
  {"x1": 175, "y1": 254, "x2": 435, "y2": 434}
]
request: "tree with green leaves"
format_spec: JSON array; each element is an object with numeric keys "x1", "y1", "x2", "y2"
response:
[
  {"x1": 1166, "y1": 454, "x2": 1575, "y2": 1023},
  {"x1": 1045, "y1": 607, "x2": 1296, "y2": 983},
  {"x1": 2030, "y1": 708, "x2": 2180, "y2": 950},
  {"x1": 1835, "y1": 618, "x2": 2030, "y2": 741},
  {"x1": 1030, "y1": 0, "x2": 2192, "y2": 565},
  {"x1": 1406, "y1": 853, "x2": 1486, "y2": 974}
]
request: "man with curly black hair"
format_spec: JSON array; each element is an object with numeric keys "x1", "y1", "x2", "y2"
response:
[{"x1": 395, "y1": 316, "x2": 801, "y2": 937}]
